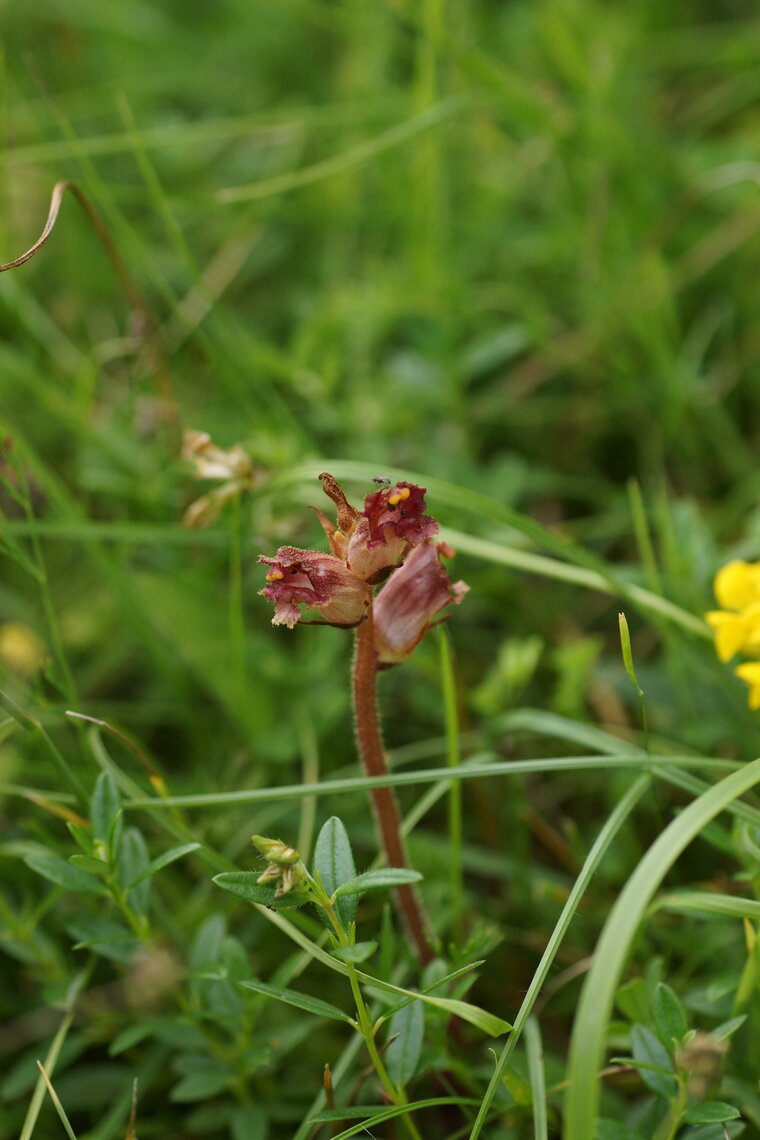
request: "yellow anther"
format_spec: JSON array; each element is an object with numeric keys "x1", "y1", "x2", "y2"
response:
[
  {"x1": 387, "y1": 486, "x2": 411, "y2": 506},
  {"x1": 266, "y1": 569, "x2": 284, "y2": 581}
]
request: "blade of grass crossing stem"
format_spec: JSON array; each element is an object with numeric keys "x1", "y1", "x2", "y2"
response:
[
  {"x1": 124, "y1": 752, "x2": 736, "y2": 810},
  {"x1": 525, "y1": 1018, "x2": 548, "y2": 1140},
  {"x1": 468, "y1": 775, "x2": 651, "y2": 1139},
  {"x1": 35, "y1": 1063, "x2": 79, "y2": 1140},
  {"x1": 563, "y1": 755, "x2": 760, "y2": 1140},
  {"x1": 438, "y1": 627, "x2": 463, "y2": 940}
]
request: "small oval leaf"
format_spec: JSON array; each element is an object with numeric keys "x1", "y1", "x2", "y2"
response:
[
  {"x1": 25, "y1": 852, "x2": 106, "y2": 896},
  {"x1": 682, "y1": 1101, "x2": 741, "y2": 1125},
  {"x1": 239, "y1": 979, "x2": 352, "y2": 1022},
  {"x1": 630, "y1": 1025, "x2": 678, "y2": 1099},
  {"x1": 127, "y1": 842, "x2": 201, "y2": 888},
  {"x1": 91, "y1": 771, "x2": 121, "y2": 845},
  {"x1": 212, "y1": 872, "x2": 310, "y2": 910},
  {"x1": 333, "y1": 868, "x2": 423, "y2": 899},
  {"x1": 386, "y1": 999, "x2": 424, "y2": 1087},
  {"x1": 69, "y1": 854, "x2": 110, "y2": 878},
  {"x1": 652, "y1": 983, "x2": 689, "y2": 1050},
  {"x1": 314, "y1": 817, "x2": 357, "y2": 929}
]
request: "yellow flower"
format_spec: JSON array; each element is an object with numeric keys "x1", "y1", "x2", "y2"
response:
[
  {"x1": 714, "y1": 560, "x2": 760, "y2": 610},
  {"x1": 706, "y1": 560, "x2": 760, "y2": 662},
  {"x1": 734, "y1": 663, "x2": 760, "y2": 710}
]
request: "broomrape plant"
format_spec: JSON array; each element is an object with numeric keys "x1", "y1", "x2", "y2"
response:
[{"x1": 259, "y1": 472, "x2": 467, "y2": 963}]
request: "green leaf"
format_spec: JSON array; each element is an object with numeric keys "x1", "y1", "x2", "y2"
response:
[
  {"x1": 66, "y1": 822, "x2": 93, "y2": 856},
  {"x1": 314, "y1": 816, "x2": 357, "y2": 928},
  {"x1": 682, "y1": 1101, "x2": 741, "y2": 1125},
  {"x1": 170, "y1": 1071, "x2": 230, "y2": 1103},
  {"x1": 385, "y1": 999, "x2": 424, "y2": 1087},
  {"x1": 652, "y1": 983, "x2": 689, "y2": 1050},
  {"x1": 333, "y1": 868, "x2": 423, "y2": 899},
  {"x1": 212, "y1": 871, "x2": 311, "y2": 910},
  {"x1": 363, "y1": 976, "x2": 509, "y2": 1038},
  {"x1": 190, "y1": 914, "x2": 226, "y2": 970},
  {"x1": 230, "y1": 1106, "x2": 268, "y2": 1140},
  {"x1": 501, "y1": 1066, "x2": 532, "y2": 1107},
  {"x1": 630, "y1": 1025, "x2": 678, "y2": 1099},
  {"x1": 24, "y1": 851, "x2": 106, "y2": 896},
  {"x1": 712, "y1": 1015, "x2": 747, "y2": 1042},
  {"x1": 126, "y1": 841, "x2": 201, "y2": 888},
  {"x1": 597, "y1": 1122, "x2": 646, "y2": 1140},
  {"x1": 376, "y1": 960, "x2": 485, "y2": 1022},
  {"x1": 332, "y1": 941, "x2": 377, "y2": 964},
  {"x1": 238, "y1": 979, "x2": 352, "y2": 1023},
  {"x1": 109, "y1": 1022, "x2": 158, "y2": 1055},
  {"x1": 118, "y1": 827, "x2": 151, "y2": 916},
  {"x1": 312, "y1": 1097, "x2": 482, "y2": 1139},
  {"x1": 66, "y1": 915, "x2": 138, "y2": 963},
  {"x1": 616, "y1": 977, "x2": 650, "y2": 1025},
  {"x1": 310, "y1": 1107, "x2": 387, "y2": 1123},
  {"x1": 69, "y1": 854, "x2": 110, "y2": 878},
  {"x1": 91, "y1": 770, "x2": 121, "y2": 845},
  {"x1": 256, "y1": 906, "x2": 508, "y2": 1036},
  {"x1": 656, "y1": 891, "x2": 760, "y2": 922},
  {"x1": 525, "y1": 1018, "x2": 548, "y2": 1140}
]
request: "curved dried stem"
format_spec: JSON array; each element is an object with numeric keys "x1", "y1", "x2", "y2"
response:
[{"x1": 0, "y1": 180, "x2": 174, "y2": 403}]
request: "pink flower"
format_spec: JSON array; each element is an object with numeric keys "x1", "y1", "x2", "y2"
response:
[
  {"x1": 259, "y1": 476, "x2": 467, "y2": 654},
  {"x1": 259, "y1": 547, "x2": 370, "y2": 629},
  {"x1": 318, "y1": 474, "x2": 439, "y2": 582},
  {"x1": 373, "y1": 542, "x2": 469, "y2": 665}
]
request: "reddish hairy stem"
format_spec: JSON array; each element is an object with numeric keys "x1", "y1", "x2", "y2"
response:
[{"x1": 353, "y1": 611, "x2": 434, "y2": 964}]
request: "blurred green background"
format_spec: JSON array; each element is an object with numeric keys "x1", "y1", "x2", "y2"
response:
[{"x1": 3, "y1": 0, "x2": 760, "y2": 1135}]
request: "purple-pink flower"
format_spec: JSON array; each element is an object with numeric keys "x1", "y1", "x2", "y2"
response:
[
  {"x1": 259, "y1": 474, "x2": 466, "y2": 659},
  {"x1": 259, "y1": 546, "x2": 370, "y2": 629},
  {"x1": 373, "y1": 542, "x2": 469, "y2": 665},
  {"x1": 319, "y1": 474, "x2": 439, "y2": 582}
]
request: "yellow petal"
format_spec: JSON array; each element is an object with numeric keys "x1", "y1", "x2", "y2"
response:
[
  {"x1": 714, "y1": 561, "x2": 760, "y2": 610},
  {"x1": 709, "y1": 614, "x2": 749, "y2": 662}
]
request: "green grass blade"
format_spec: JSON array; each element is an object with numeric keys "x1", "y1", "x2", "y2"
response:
[
  {"x1": 315, "y1": 1097, "x2": 482, "y2": 1139},
  {"x1": 125, "y1": 753, "x2": 734, "y2": 811},
  {"x1": 525, "y1": 1018, "x2": 548, "y2": 1140},
  {"x1": 653, "y1": 891, "x2": 760, "y2": 922}
]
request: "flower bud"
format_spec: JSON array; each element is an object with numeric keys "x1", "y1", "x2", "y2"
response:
[
  {"x1": 373, "y1": 541, "x2": 468, "y2": 665},
  {"x1": 251, "y1": 835, "x2": 308, "y2": 898}
]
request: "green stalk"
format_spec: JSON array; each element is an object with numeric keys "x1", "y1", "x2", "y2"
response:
[{"x1": 319, "y1": 893, "x2": 423, "y2": 1140}]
